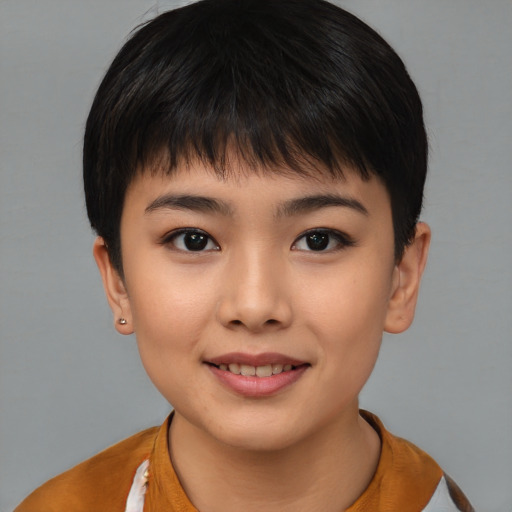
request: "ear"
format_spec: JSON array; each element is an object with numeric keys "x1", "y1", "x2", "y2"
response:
[
  {"x1": 384, "y1": 222, "x2": 431, "y2": 334},
  {"x1": 93, "y1": 237, "x2": 134, "y2": 335}
]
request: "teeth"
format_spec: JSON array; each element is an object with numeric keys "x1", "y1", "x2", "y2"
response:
[
  {"x1": 272, "y1": 364, "x2": 283, "y2": 374},
  {"x1": 240, "y1": 364, "x2": 256, "y2": 376},
  {"x1": 256, "y1": 364, "x2": 273, "y2": 377},
  {"x1": 219, "y1": 363, "x2": 295, "y2": 377},
  {"x1": 228, "y1": 363, "x2": 240, "y2": 374}
]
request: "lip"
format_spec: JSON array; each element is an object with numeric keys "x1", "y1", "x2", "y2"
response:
[{"x1": 206, "y1": 352, "x2": 310, "y2": 398}]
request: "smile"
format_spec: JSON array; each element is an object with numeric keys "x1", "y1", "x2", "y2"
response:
[
  {"x1": 206, "y1": 353, "x2": 310, "y2": 397},
  {"x1": 216, "y1": 363, "x2": 295, "y2": 377}
]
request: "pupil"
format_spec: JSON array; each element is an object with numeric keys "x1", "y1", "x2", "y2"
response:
[
  {"x1": 184, "y1": 233, "x2": 208, "y2": 251},
  {"x1": 307, "y1": 232, "x2": 329, "y2": 251}
]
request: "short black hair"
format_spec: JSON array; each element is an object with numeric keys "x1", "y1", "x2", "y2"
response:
[{"x1": 84, "y1": 0, "x2": 427, "y2": 273}]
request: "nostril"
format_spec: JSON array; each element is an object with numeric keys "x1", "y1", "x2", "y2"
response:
[{"x1": 228, "y1": 318, "x2": 279, "y2": 328}]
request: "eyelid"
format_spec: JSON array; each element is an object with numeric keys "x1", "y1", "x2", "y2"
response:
[
  {"x1": 291, "y1": 228, "x2": 355, "y2": 252},
  {"x1": 160, "y1": 228, "x2": 220, "y2": 251}
]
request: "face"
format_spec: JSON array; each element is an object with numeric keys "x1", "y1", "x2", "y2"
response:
[{"x1": 95, "y1": 160, "x2": 429, "y2": 452}]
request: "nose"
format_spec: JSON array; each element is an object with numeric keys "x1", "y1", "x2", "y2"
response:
[{"x1": 216, "y1": 250, "x2": 293, "y2": 332}]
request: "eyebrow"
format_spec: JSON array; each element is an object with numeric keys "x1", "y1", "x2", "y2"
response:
[
  {"x1": 145, "y1": 192, "x2": 368, "y2": 218},
  {"x1": 276, "y1": 194, "x2": 369, "y2": 217},
  {"x1": 145, "y1": 194, "x2": 233, "y2": 216}
]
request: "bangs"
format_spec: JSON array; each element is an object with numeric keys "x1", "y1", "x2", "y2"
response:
[{"x1": 89, "y1": 0, "x2": 378, "y2": 183}]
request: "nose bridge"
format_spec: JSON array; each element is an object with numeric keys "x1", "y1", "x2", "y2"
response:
[{"x1": 217, "y1": 244, "x2": 292, "y2": 331}]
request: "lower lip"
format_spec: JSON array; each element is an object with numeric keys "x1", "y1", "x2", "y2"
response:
[{"x1": 208, "y1": 365, "x2": 309, "y2": 397}]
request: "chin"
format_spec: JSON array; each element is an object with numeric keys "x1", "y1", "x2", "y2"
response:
[
  {"x1": 200, "y1": 410, "x2": 312, "y2": 453},
  {"x1": 218, "y1": 426, "x2": 301, "y2": 453}
]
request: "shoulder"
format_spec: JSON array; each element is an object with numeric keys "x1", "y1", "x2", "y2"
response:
[
  {"x1": 14, "y1": 426, "x2": 159, "y2": 512},
  {"x1": 423, "y1": 474, "x2": 475, "y2": 512},
  {"x1": 356, "y1": 411, "x2": 474, "y2": 512},
  {"x1": 361, "y1": 410, "x2": 443, "y2": 482}
]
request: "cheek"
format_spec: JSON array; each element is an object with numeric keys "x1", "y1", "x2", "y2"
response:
[
  {"x1": 126, "y1": 250, "x2": 216, "y2": 329},
  {"x1": 128, "y1": 276, "x2": 216, "y2": 405},
  {"x1": 298, "y1": 259, "x2": 393, "y2": 384},
  {"x1": 131, "y1": 282, "x2": 211, "y2": 337},
  {"x1": 123, "y1": 258, "x2": 218, "y2": 376},
  {"x1": 300, "y1": 260, "x2": 393, "y2": 335}
]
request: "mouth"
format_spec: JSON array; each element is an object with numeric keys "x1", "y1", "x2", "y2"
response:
[
  {"x1": 205, "y1": 353, "x2": 310, "y2": 397},
  {"x1": 208, "y1": 362, "x2": 305, "y2": 378},
  {"x1": 206, "y1": 352, "x2": 309, "y2": 377}
]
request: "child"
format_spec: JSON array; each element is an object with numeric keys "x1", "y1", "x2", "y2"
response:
[{"x1": 15, "y1": 0, "x2": 474, "y2": 510}]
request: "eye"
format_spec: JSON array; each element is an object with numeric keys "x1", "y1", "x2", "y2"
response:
[
  {"x1": 292, "y1": 229, "x2": 354, "y2": 252},
  {"x1": 163, "y1": 229, "x2": 219, "y2": 252}
]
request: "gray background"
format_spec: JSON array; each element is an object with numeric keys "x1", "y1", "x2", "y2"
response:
[{"x1": 1, "y1": 1, "x2": 511, "y2": 510}]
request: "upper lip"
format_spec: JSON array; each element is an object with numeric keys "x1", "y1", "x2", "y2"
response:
[{"x1": 207, "y1": 352, "x2": 308, "y2": 367}]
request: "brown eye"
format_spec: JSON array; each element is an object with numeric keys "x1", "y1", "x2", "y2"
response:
[
  {"x1": 292, "y1": 229, "x2": 354, "y2": 252},
  {"x1": 183, "y1": 232, "x2": 209, "y2": 251},
  {"x1": 164, "y1": 229, "x2": 219, "y2": 252},
  {"x1": 305, "y1": 232, "x2": 330, "y2": 251}
]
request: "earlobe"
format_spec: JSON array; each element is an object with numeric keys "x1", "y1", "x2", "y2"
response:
[
  {"x1": 93, "y1": 237, "x2": 134, "y2": 335},
  {"x1": 384, "y1": 222, "x2": 431, "y2": 334}
]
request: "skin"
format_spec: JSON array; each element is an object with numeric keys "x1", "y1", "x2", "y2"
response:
[{"x1": 94, "y1": 160, "x2": 430, "y2": 511}]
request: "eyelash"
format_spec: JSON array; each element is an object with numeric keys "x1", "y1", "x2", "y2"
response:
[
  {"x1": 292, "y1": 229, "x2": 355, "y2": 252},
  {"x1": 161, "y1": 228, "x2": 220, "y2": 252},
  {"x1": 162, "y1": 227, "x2": 355, "y2": 254}
]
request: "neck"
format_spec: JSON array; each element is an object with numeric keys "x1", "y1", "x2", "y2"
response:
[{"x1": 168, "y1": 405, "x2": 381, "y2": 512}]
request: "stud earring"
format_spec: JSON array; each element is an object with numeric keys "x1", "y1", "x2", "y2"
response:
[{"x1": 118, "y1": 318, "x2": 128, "y2": 325}]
